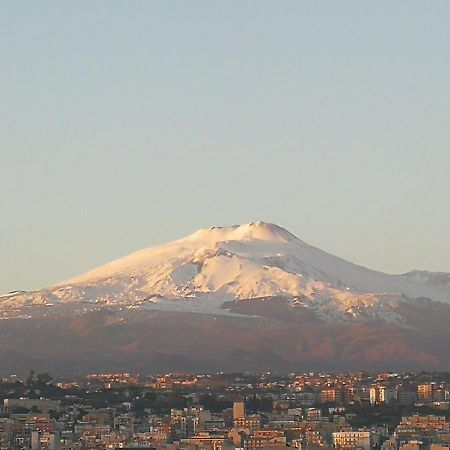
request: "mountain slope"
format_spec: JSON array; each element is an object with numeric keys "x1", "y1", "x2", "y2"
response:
[
  {"x1": 2, "y1": 221, "x2": 448, "y2": 323},
  {"x1": 1, "y1": 221, "x2": 450, "y2": 373}
]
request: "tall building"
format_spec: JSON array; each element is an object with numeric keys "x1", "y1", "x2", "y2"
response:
[
  {"x1": 382, "y1": 386, "x2": 397, "y2": 404},
  {"x1": 320, "y1": 388, "x2": 343, "y2": 404},
  {"x1": 234, "y1": 415, "x2": 261, "y2": 430},
  {"x1": 48, "y1": 431, "x2": 61, "y2": 450},
  {"x1": 418, "y1": 383, "x2": 436, "y2": 402},
  {"x1": 370, "y1": 387, "x2": 382, "y2": 405},
  {"x1": 233, "y1": 400, "x2": 245, "y2": 420},
  {"x1": 395, "y1": 414, "x2": 450, "y2": 444},
  {"x1": 332, "y1": 431, "x2": 371, "y2": 450},
  {"x1": 31, "y1": 431, "x2": 41, "y2": 450},
  {"x1": 417, "y1": 383, "x2": 447, "y2": 403},
  {"x1": 370, "y1": 385, "x2": 397, "y2": 405}
]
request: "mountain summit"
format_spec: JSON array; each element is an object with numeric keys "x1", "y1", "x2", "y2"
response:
[
  {"x1": 2, "y1": 221, "x2": 450, "y2": 321},
  {"x1": 190, "y1": 221, "x2": 298, "y2": 243},
  {"x1": 1, "y1": 222, "x2": 450, "y2": 373}
]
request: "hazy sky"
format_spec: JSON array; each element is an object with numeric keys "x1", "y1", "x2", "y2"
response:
[{"x1": 2, "y1": 1, "x2": 450, "y2": 293}]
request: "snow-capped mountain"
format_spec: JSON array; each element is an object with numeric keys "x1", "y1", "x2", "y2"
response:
[
  {"x1": 2, "y1": 221, "x2": 449, "y2": 325},
  {"x1": 2, "y1": 221, "x2": 450, "y2": 374}
]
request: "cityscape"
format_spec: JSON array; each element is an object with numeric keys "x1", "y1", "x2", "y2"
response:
[
  {"x1": 3, "y1": 2, "x2": 450, "y2": 450},
  {"x1": 1, "y1": 371, "x2": 450, "y2": 450}
]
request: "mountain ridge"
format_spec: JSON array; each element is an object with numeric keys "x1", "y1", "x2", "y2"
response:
[
  {"x1": 2, "y1": 221, "x2": 449, "y2": 324},
  {"x1": 1, "y1": 222, "x2": 450, "y2": 374}
]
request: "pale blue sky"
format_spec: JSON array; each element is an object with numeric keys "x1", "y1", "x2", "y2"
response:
[{"x1": 1, "y1": 1, "x2": 450, "y2": 292}]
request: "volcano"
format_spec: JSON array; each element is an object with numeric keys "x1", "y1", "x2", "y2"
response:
[{"x1": 1, "y1": 222, "x2": 449, "y2": 374}]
